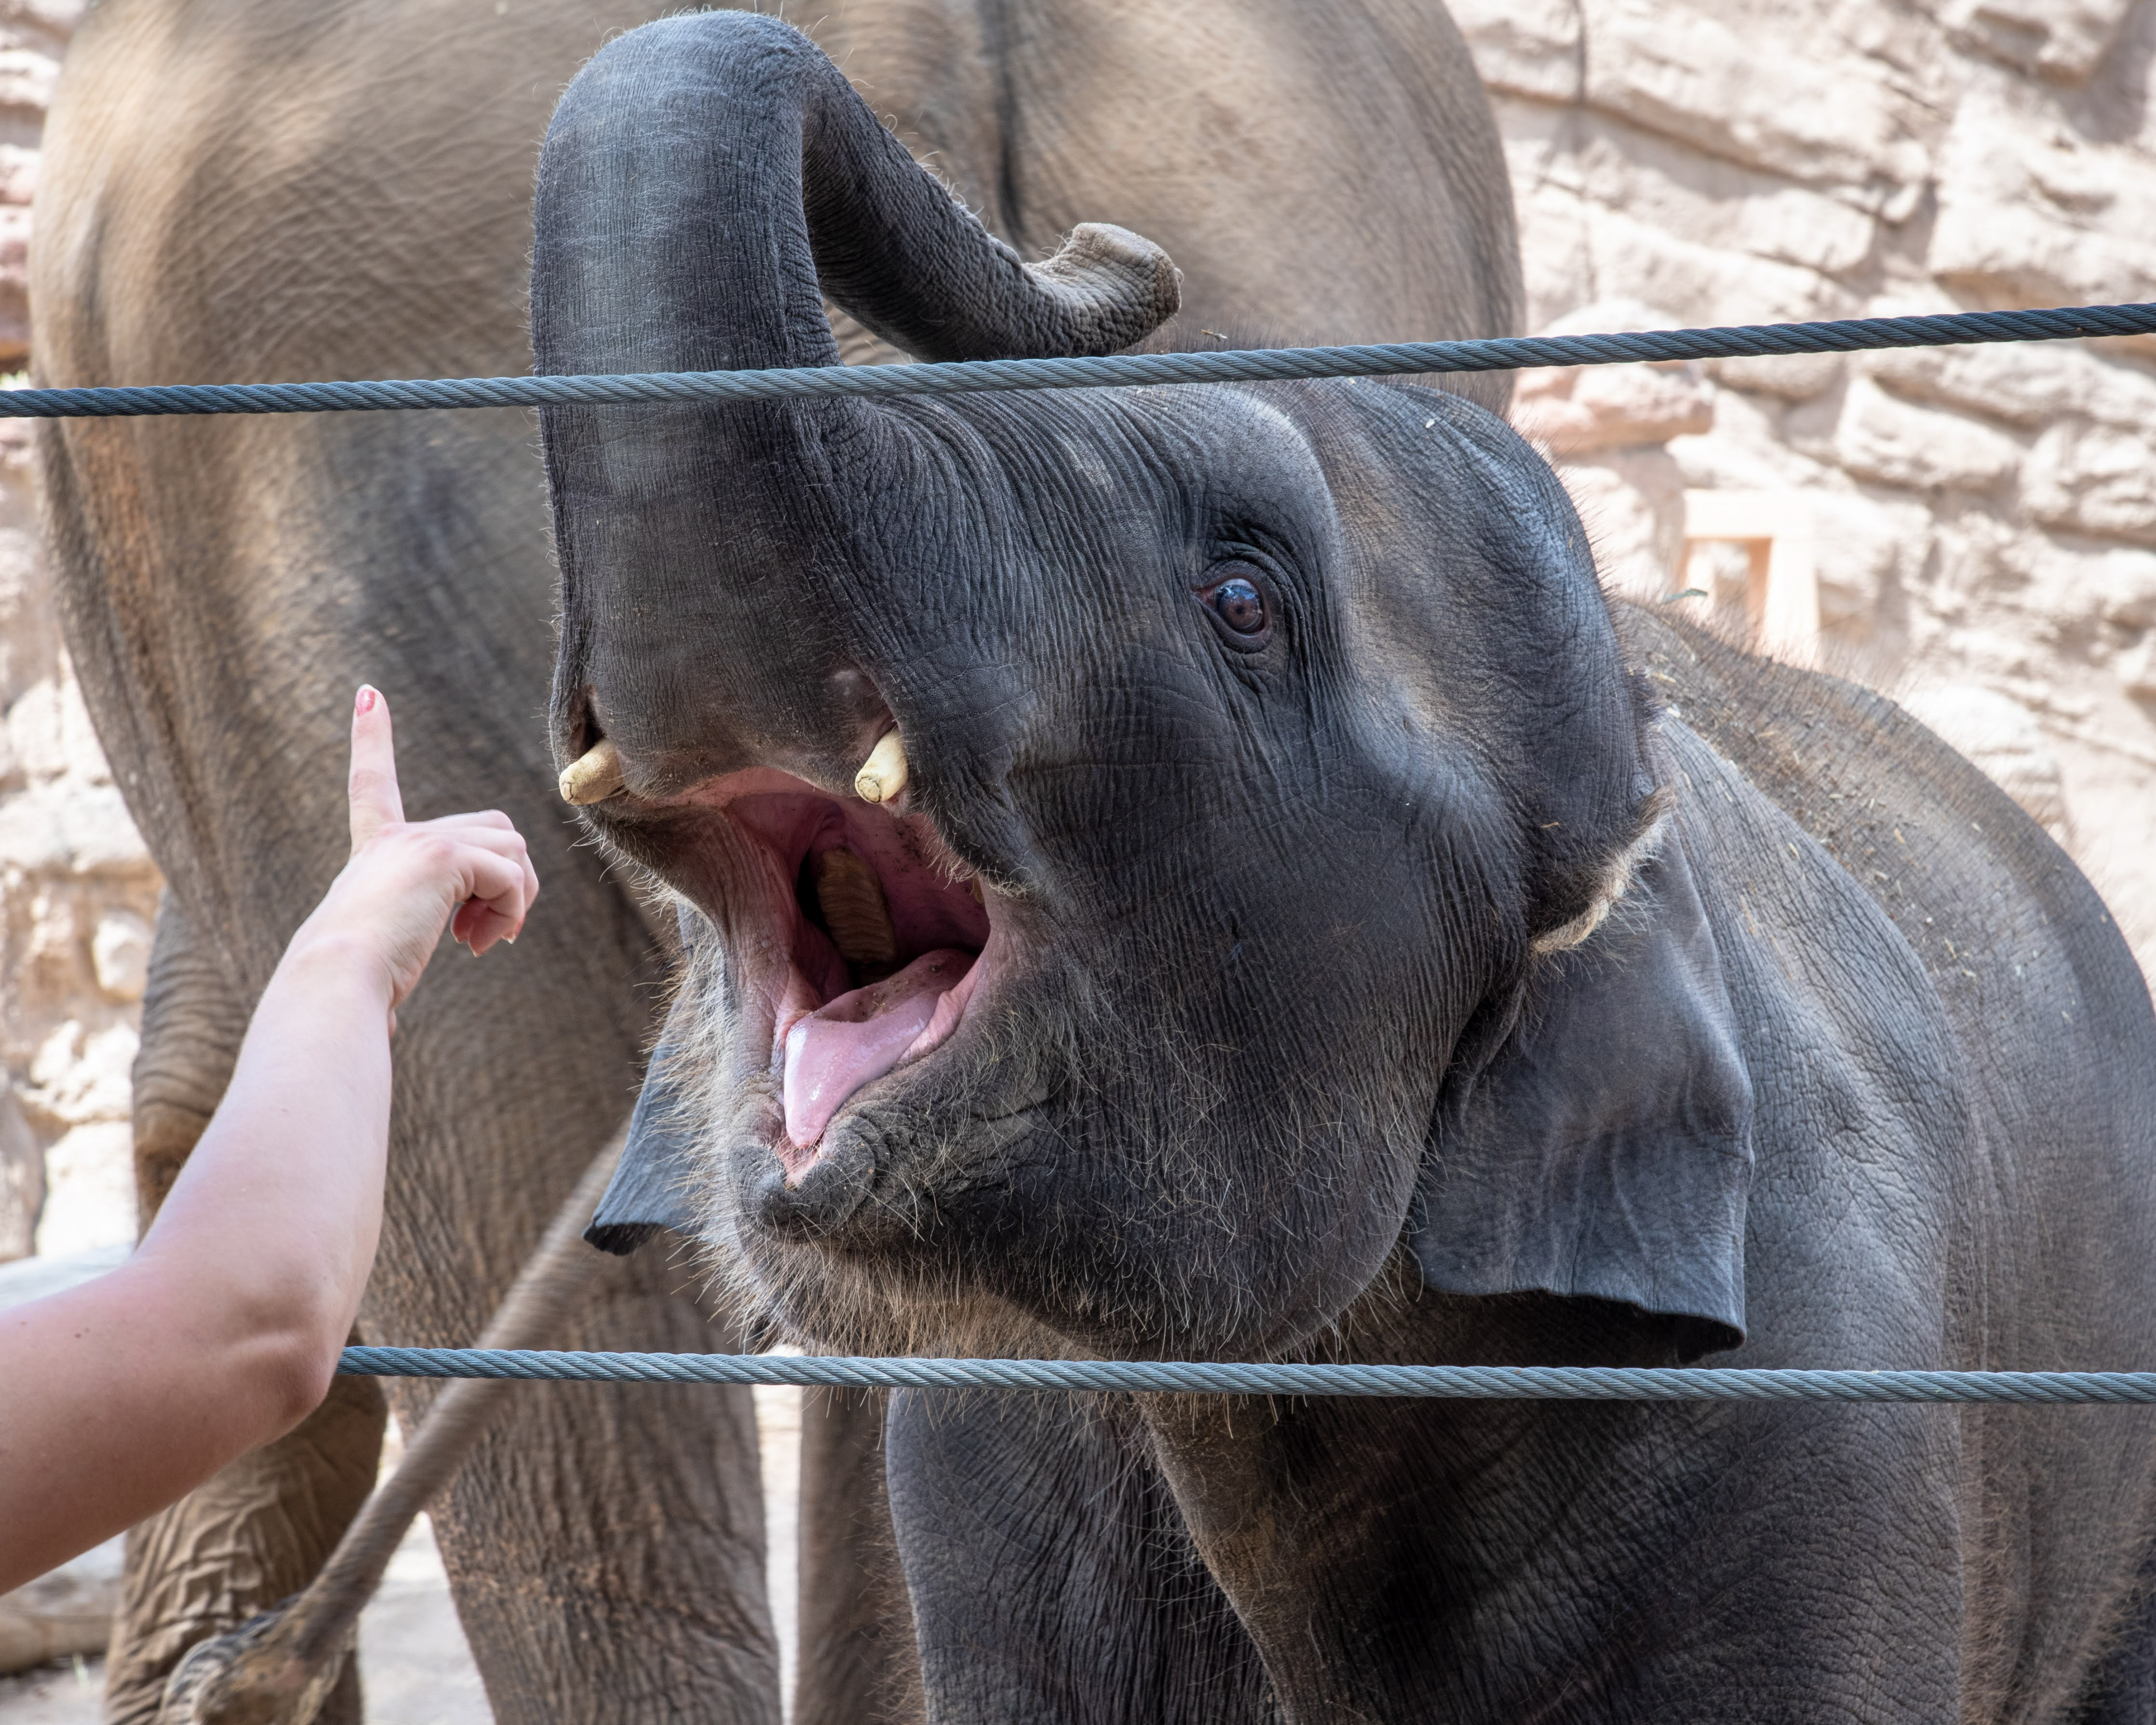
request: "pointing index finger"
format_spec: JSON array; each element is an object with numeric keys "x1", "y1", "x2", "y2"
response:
[{"x1": 348, "y1": 685, "x2": 404, "y2": 854}]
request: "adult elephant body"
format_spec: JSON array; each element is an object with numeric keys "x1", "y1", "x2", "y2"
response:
[
  {"x1": 31, "y1": 1, "x2": 1518, "y2": 1719},
  {"x1": 538, "y1": 14, "x2": 2156, "y2": 1721}
]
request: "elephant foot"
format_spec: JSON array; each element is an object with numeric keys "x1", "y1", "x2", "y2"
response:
[{"x1": 102, "y1": 1374, "x2": 384, "y2": 1725}]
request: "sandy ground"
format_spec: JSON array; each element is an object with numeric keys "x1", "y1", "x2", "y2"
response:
[{"x1": 0, "y1": 1386, "x2": 807, "y2": 1725}]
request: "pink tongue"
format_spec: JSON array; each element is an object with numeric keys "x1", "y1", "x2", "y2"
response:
[{"x1": 783, "y1": 949, "x2": 973, "y2": 1152}]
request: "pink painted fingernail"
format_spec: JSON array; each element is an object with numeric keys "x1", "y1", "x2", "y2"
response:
[{"x1": 355, "y1": 686, "x2": 377, "y2": 714}]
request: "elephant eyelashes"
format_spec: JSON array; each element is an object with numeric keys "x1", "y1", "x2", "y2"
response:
[{"x1": 1197, "y1": 570, "x2": 1273, "y2": 649}]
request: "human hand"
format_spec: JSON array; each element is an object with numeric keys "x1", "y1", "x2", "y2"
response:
[{"x1": 289, "y1": 686, "x2": 540, "y2": 1020}]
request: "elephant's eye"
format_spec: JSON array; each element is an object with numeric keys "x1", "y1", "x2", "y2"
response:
[
  {"x1": 1196, "y1": 571, "x2": 1272, "y2": 648},
  {"x1": 1210, "y1": 578, "x2": 1265, "y2": 633}
]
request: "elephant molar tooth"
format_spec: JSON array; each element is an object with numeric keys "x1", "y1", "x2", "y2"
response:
[
  {"x1": 854, "y1": 730, "x2": 908, "y2": 805},
  {"x1": 814, "y1": 848, "x2": 899, "y2": 968},
  {"x1": 558, "y1": 738, "x2": 624, "y2": 805}
]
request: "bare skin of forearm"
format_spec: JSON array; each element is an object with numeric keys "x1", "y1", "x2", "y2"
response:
[
  {"x1": 0, "y1": 686, "x2": 534, "y2": 1591},
  {"x1": 0, "y1": 937, "x2": 394, "y2": 1588}
]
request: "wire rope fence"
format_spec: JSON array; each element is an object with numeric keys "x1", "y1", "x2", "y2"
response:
[
  {"x1": 336, "y1": 1348, "x2": 2156, "y2": 1403},
  {"x1": 12, "y1": 300, "x2": 2156, "y2": 419}
]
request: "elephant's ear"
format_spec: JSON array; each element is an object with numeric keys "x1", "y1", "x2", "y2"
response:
[
  {"x1": 1411, "y1": 822, "x2": 1754, "y2": 1359},
  {"x1": 585, "y1": 1008, "x2": 701, "y2": 1256}
]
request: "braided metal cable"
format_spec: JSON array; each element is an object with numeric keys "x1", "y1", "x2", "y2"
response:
[
  {"x1": 336, "y1": 1348, "x2": 2156, "y2": 1402},
  {"x1": 17, "y1": 301, "x2": 2156, "y2": 419}
]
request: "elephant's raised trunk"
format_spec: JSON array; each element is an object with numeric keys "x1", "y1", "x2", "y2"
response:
[
  {"x1": 532, "y1": 13, "x2": 1177, "y2": 376},
  {"x1": 532, "y1": 12, "x2": 1178, "y2": 797}
]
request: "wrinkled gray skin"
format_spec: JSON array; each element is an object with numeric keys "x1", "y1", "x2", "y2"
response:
[
  {"x1": 539, "y1": 14, "x2": 2156, "y2": 1722},
  {"x1": 32, "y1": 1, "x2": 1519, "y2": 1720}
]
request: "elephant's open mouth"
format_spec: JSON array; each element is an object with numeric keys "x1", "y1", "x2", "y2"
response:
[{"x1": 679, "y1": 768, "x2": 997, "y2": 1178}]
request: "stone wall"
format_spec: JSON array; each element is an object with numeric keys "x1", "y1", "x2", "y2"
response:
[
  {"x1": 1455, "y1": 0, "x2": 2156, "y2": 973},
  {"x1": 2, "y1": 0, "x2": 2155, "y2": 1260},
  {"x1": 0, "y1": 0, "x2": 157, "y2": 1264}
]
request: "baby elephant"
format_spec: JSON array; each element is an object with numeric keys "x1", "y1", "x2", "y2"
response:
[{"x1": 539, "y1": 13, "x2": 2156, "y2": 1720}]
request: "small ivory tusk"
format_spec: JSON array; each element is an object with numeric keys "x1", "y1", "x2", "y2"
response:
[
  {"x1": 854, "y1": 729, "x2": 909, "y2": 805},
  {"x1": 558, "y1": 738, "x2": 624, "y2": 805}
]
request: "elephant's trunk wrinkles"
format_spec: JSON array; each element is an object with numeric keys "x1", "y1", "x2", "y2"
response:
[
  {"x1": 531, "y1": 12, "x2": 1178, "y2": 796},
  {"x1": 532, "y1": 11, "x2": 1176, "y2": 382}
]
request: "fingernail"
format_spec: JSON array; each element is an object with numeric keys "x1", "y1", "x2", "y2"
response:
[{"x1": 355, "y1": 686, "x2": 377, "y2": 714}]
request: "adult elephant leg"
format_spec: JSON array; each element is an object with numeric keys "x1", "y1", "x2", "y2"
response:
[
  {"x1": 796, "y1": 1389, "x2": 919, "y2": 1725},
  {"x1": 106, "y1": 897, "x2": 383, "y2": 1725},
  {"x1": 127, "y1": 895, "x2": 248, "y2": 1222},
  {"x1": 884, "y1": 1390, "x2": 1268, "y2": 1724},
  {"x1": 408, "y1": 1247, "x2": 776, "y2": 1722},
  {"x1": 358, "y1": 895, "x2": 778, "y2": 1724},
  {"x1": 107, "y1": 1393, "x2": 381, "y2": 1725}
]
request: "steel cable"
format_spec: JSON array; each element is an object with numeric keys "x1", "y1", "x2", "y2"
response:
[
  {"x1": 15, "y1": 301, "x2": 2156, "y2": 419},
  {"x1": 336, "y1": 1348, "x2": 2156, "y2": 1403}
]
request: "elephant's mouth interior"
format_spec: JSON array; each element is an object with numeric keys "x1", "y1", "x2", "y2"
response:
[{"x1": 688, "y1": 769, "x2": 994, "y2": 1171}]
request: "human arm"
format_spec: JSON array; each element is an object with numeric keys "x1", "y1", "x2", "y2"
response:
[{"x1": 0, "y1": 687, "x2": 538, "y2": 1589}]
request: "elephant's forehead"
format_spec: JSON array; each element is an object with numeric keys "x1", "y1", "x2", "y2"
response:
[
  {"x1": 1011, "y1": 387, "x2": 1346, "y2": 548},
  {"x1": 1118, "y1": 382, "x2": 1328, "y2": 474}
]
